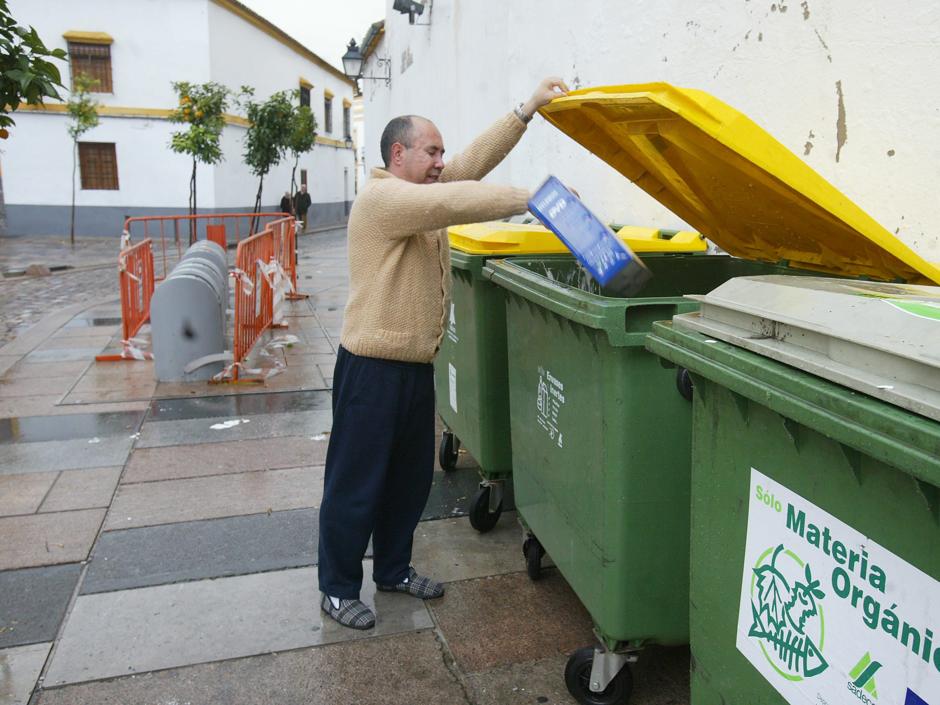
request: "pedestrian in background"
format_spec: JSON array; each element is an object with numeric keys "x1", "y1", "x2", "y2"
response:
[
  {"x1": 279, "y1": 191, "x2": 293, "y2": 217},
  {"x1": 293, "y1": 184, "x2": 311, "y2": 231}
]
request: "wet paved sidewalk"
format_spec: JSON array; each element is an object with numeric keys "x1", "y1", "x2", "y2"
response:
[{"x1": 0, "y1": 229, "x2": 689, "y2": 704}]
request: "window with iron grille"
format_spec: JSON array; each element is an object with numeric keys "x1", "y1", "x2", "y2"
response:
[
  {"x1": 343, "y1": 105, "x2": 351, "y2": 140},
  {"x1": 69, "y1": 42, "x2": 113, "y2": 92},
  {"x1": 324, "y1": 96, "x2": 333, "y2": 133},
  {"x1": 299, "y1": 85, "x2": 310, "y2": 107},
  {"x1": 78, "y1": 142, "x2": 119, "y2": 190},
  {"x1": 300, "y1": 169, "x2": 307, "y2": 187}
]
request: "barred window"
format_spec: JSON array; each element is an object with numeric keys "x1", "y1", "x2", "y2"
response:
[
  {"x1": 69, "y1": 42, "x2": 112, "y2": 92},
  {"x1": 300, "y1": 169, "x2": 308, "y2": 187},
  {"x1": 78, "y1": 143, "x2": 119, "y2": 190},
  {"x1": 343, "y1": 105, "x2": 351, "y2": 139},
  {"x1": 299, "y1": 85, "x2": 310, "y2": 107},
  {"x1": 324, "y1": 96, "x2": 333, "y2": 134}
]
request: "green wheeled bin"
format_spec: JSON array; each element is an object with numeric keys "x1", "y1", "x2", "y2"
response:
[
  {"x1": 434, "y1": 221, "x2": 705, "y2": 532},
  {"x1": 483, "y1": 83, "x2": 940, "y2": 705},
  {"x1": 645, "y1": 275, "x2": 940, "y2": 705}
]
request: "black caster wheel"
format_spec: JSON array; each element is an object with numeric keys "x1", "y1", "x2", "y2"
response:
[
  {"x1": 468, "y1": 485, "x2": 502, "y2": 532},
  {"x1": 675, "y1": 366, "x2": 693, "y2": 402},
  {"x1": 564, "y1": 647, "x2": 633, "y2": 705},
  {"x1": 523, "y1": 536, "x2": 545, "y2": 581},
  {"x1": 439, "y1": 431, "x2": 459, "y2": 471}
]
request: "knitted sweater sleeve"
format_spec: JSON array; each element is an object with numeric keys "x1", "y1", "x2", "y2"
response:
[
  {"x1": 440, "y1": 112, "x2": 527, "y2": 183},
  {"x1": 371, "y1": 179, "x2": 530, "y2": 238}
]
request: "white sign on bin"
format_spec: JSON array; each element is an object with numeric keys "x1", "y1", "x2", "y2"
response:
[{"x1": 736, "y1": 468, "x2": 939, "y2": 705}]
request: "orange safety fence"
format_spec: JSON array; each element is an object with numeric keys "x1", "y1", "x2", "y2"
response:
[
  {"x1": 123, "y1": 212, "x2": 290, "y2": 281},
  {"x1": 230, "y1": 228, "x2": 276, "y2": 381},
  {"x1": 268, "y1": 216, "x2": 307, "y2": 301},
  {"x1": 96, "y1": 238, "x2": 155, "y2": 362}
]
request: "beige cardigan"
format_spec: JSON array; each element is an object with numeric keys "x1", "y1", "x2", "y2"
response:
[{"x1": 340, "y1": 112, "x2": 531, "y2": 363}]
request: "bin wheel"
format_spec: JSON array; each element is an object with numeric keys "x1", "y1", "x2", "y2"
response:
[
  {"x1": 439, "y1": 431, "x2": 460, "y2": 471},
  {"x1": 676, "y1": 367, "x2": 693, "y2": 402},
  {"x1": 564, "y1": 647, "x2": 633, "y2": 705},
  {"x1": 468, "y1": 485, "x2": 502, "y2": 532},
  {"x1": 523, "y1": 536, "x2": 544, "y2": 581}
]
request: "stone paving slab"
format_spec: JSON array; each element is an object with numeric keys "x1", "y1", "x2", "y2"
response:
[
  {"x1": 35, "y1": 335, "x2": 112, "y2": 352},
  {"x1": 62, "y1": 382, "x2": 157, "y2": 405},
  {"x1": 2, "y1": 360, "x2": 90, "y2": 380},
  {"x1": 39, "y1": 467, "x2": 123, "y2": 513},
  {"x1": 0, "y1": 510, "x2": 105, "y2": 570},
  {"x1": 0, "y1": 437, "x2": 133, "y2": 475},
  {"x1": 411, "y1": 514, "x2": 523, "y2": 584},
  {"x1": 50, "y1": 324, "x2": 119, "y2": 338},
  {"x1": 84, "y1": 507, "x2": 323, "y2": 594},
  {"x1": 34, "y1": 631, "x2": 466, "y2": 705},
  {"x1": 0, "y1": 377, "x2": 76, "y2": 399},
  {"x1": 0, "y1": 411, "x2": 143, "y2": 445},
  {"x1": 0, "y1": 564, "x2": 82, "y2": 648},
  {"x1": 429, "y1": 572, "x2": 595, "y2": 674},
  {"x1": 463, "y1": 655, "x2": 577, "y2": 705},
  {"x1": 23, "y1": 348, "x2": 106, "y2": 363},
  {"x1": 122, "y1": 435, "x2": 328, "y2": 483},
  {"x1": 0, "y1": 642, "x2": 52, "y2": 705},
  {"x1": 104, "y1": 465, "x2": 322, "y2": 530},
  {"x1": 135, "y1": 409, "x2": 331, "y2": 449},
  {"x1": 43, "y1": 564, "x2": 433, "y2": 687},
  {"x1": 0, "y1": 472, "x2": 57, "y2": 516},
  {"x1": 422, "y1": 466, "x2": 515, "y2": 520},
  {"x1": 0, "y1": 397, "x2": 149, "y2": 418},
  {"x1": 146, "y1": 389, "x2": 330, "y2": 422}
]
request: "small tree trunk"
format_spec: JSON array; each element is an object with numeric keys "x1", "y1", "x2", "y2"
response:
[
  {"x1": 189, "y1": 158, "x2": 197, "y2": 245},
  {"x1": 70, "y1": 141, "x2": 78, "y2": 246},
  {"x1": 290, "y1": 154, "x2": 299, "y2": 204},
  {"x1": 249, "y1": 173, "x2": 264, "y2": 235}
]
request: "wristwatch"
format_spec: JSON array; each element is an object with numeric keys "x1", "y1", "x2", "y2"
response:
[{"x1": 514, "y1": 103, "x2": 532, "y2": 124}]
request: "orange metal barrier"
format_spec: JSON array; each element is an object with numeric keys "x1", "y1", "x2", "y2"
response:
[
  {"x1": 96, "y1": 238, "x2": 155, "y2": 362},
  {"x1": 123, "y1": 212, "x2": 289, "y2": 280},
  {"x1": 206, "y1": 224, "x2": 227, "y2": 250},
  {"x1": 269, "y1": 216, "x2": 307, "y2": 301},
  {"x1": 231, "y1": 228, "x2": 276, "y2": 381}
]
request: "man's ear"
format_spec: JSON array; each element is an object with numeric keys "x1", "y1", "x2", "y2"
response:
[{"x1": 390, "y1": 142, "x2": 405, "y2": 165}]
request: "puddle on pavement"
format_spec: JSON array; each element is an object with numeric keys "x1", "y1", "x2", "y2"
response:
[
  {"x1": 64, "y1": 316, "x2": 123, "y2": 329},
  {"x1": 0, "y1": 410, "x2": 145, "y2": 444},
  {"x1": 147, "y1": 389, "x2": 332, "y2": 422}
]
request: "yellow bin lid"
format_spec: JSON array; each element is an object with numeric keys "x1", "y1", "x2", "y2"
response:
[
  {"x1": 448, "y1": 221, "x2": 706, "y2": 255},
  {"x1": 539, "y1": 83, "x2": 940, "y2": 285}
]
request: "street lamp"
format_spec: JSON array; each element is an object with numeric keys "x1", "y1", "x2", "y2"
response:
[{"x1": 342, "y1": 39, "x2": 391, "y2": 88}]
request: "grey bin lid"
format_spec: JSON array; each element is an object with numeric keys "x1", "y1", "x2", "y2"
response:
[{"x1": 672, "y1": 275, "x2": 940, "y2": 421}]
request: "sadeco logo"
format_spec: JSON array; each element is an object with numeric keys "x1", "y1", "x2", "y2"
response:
[
  {"x1": 847, "y1": 652, "x2": 881, "y2": 703},
  {"x1": 748, "y1": 543, "x2": 828, "y2": 680}
]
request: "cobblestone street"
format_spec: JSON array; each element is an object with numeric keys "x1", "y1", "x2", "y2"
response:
[{"x1": 0, "y1": 237, "x2": 121, "y2": 347}]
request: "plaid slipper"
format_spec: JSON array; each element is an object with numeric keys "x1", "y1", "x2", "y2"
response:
[
  {"x1": 376, "y1": 567, "x2": 445, "y2": 599},
  {"x1": 320, "y1": 594, "x2": 376, "y2": 630}
]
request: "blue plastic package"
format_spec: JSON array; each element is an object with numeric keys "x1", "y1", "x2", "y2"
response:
[{"x1": 528, "y1": 175, "x2": 651, "y2": 296}]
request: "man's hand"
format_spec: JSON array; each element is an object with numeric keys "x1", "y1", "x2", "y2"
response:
[{"x1": 522, "y1": 77, "x2": 570, "y2": 119}]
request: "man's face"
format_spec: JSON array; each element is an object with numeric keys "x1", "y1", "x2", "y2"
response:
[
  {"x1": 300, "y1": 185, "x2": 307, "y2": 193},
  {"x1": 394, "y1": 120, "x2": 445, "y2": 184}
]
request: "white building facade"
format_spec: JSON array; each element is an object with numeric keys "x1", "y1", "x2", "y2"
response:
[
  {"x1": 360, "y1": 0, "x2": 940, "y2": 262},
  {"x1": 2, "y1": 0, "x2": 357, "y2": 236}
]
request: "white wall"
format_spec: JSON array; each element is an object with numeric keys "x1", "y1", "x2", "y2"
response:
[
  {"x1": 363, "y1": 0, "x2": 940, "y2": 261},
  {"x1": 207, "y1": 2, "x2": 356, "y2": 209}
]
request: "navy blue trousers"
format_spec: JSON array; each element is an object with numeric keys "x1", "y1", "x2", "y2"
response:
[{"x1": 318, "y1": 346, "x2": 435, "y2": 598}]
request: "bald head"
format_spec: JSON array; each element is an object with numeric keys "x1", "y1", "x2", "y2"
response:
[{"x1": 381, "y1": 115, "x2": 445, "y2": 184}]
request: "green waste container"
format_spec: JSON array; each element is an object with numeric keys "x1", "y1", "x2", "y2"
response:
[
  {"x1": 482, "y1": 83, "x2": 940, "y2": 705},
  {"x1": 435, "y1": 220, "x2": 705, "y2": 532},
  {"x1": 645, "y1": 275, "x2": 940, "y2": 705}
]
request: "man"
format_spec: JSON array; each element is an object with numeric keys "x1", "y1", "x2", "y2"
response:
[
  {"x1": 318, "y1": 76, "x2": 569, "y2": 629},
  {"x1": 293, "y1": 184, "x2": 311, "y2": 230}
]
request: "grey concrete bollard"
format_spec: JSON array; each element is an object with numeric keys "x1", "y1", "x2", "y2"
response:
[{"x1": 151, "y1": 243, "x2": 231, "y2": 382}]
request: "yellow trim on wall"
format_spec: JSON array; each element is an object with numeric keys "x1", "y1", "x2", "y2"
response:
[
  {"x1": 18, "y1": 104, "x2": 352, "y2": 147},
  {"x1": 63, "y1": 31, "x2": 114, "y2": 45},
  {"x1": 210, "y1": 0, "x2": 354, "y2": 88},
  {"x1": 324, "y1": 89, "x2": 334, "y2": 100},
  {"x1": 299, "y1": 77, "x2": 313, "y2": 89},
  {"x1": 316, "y1": 135, "x2": 353, "y2": 149}
]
